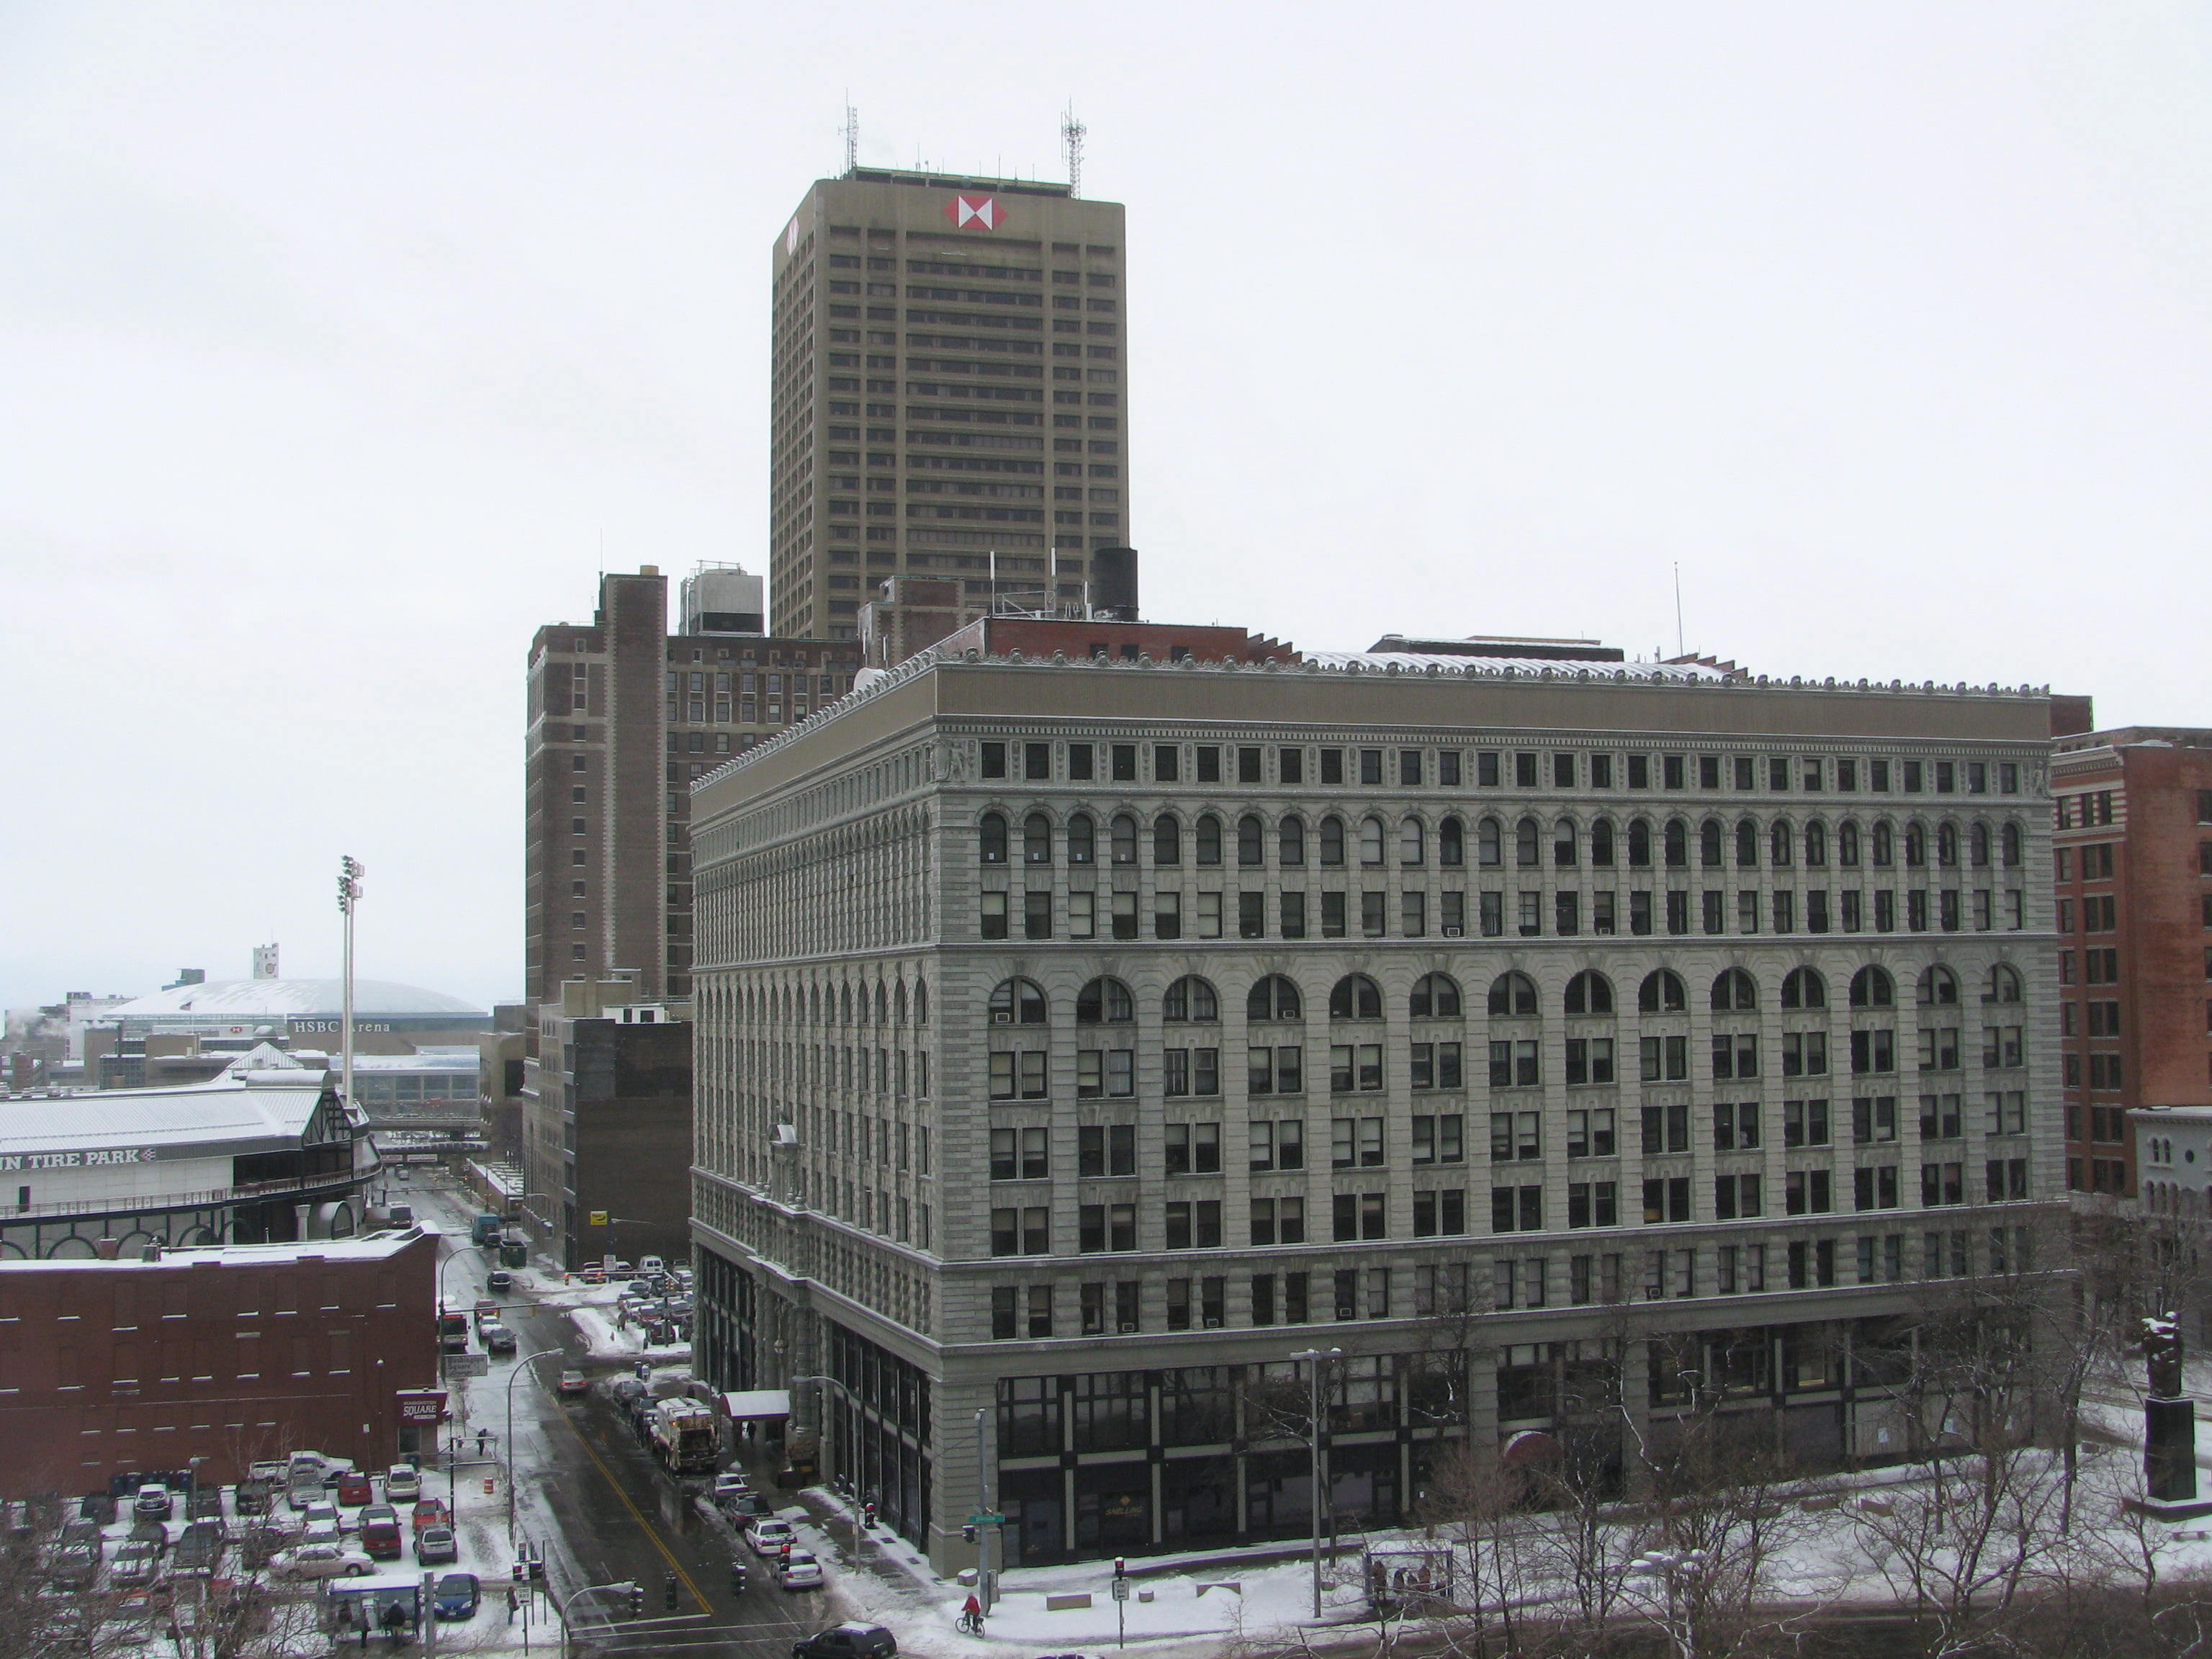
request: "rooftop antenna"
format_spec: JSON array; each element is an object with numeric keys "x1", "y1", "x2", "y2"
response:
[
  {"x1": 842, "y1": 97, "x2": 858, "y2": 175},
  {"x1": 1061, "y1": 105, "x2": 1086, "y2": 197},
  {"x1": 1673, "y1": 562, "x2": 1686, "y2": 657}
]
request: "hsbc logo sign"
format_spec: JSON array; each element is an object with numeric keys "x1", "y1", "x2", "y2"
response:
[{"x1": 943, "y1": 194, "x2": 1005, "y2": 231}]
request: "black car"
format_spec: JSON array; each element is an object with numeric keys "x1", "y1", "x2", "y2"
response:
[
  {"x1": 78, "y1": 1493, "x2": 118, "y2": 1526},
  {"x1": 234, "y1": 1479, "x2": 272, "y2": 1516},
  {"x1": 187, "y1": 1488, "x2": 225, "y2": 1521},
  {"x1": 793, "y1": 1623, "x2": 897, "y2": 1659}
]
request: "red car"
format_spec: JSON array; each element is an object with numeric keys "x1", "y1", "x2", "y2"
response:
[
  {"x1": 410, "y1": 1498, "x2": 449, "y2": 1535},
  {"x1": 335, "y1": 1472, "x2": 374, "y2": 1508}
]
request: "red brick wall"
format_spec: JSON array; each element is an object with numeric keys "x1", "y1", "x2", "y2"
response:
[{"x1": 0, "y1": 1233, "x2": 437, "y2": 1497}]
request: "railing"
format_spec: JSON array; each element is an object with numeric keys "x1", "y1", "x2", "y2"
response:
[{"x1": 0, "y1": 1159, "x2": 380, "y2": 1224}]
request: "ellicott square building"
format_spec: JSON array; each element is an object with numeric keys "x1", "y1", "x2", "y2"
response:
[{"x1": 685, "y1": 622, "x2": 2066, "y2": 1570}]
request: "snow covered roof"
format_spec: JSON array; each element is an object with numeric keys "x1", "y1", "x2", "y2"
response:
[
  {"x1": 1303, "y1": 650, "x2": 1733, "y2": 679},
  {"x1": 0, "y1": 1226, "x2": 432, "y2": 1272},
  {"x1": 103, "y1": 978, "x2": 486, "y2": 1022},
  {"x1": 0, "y1": 1072, "x2": 337, "y2": 1159},
  {"x1": 346, "y1": 1050, "x2": 481, "y2": 1073}
]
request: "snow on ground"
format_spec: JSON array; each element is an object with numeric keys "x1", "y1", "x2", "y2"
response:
[{"x1": 568, "y1": 1303, "x2": 693, "y2": 1362}]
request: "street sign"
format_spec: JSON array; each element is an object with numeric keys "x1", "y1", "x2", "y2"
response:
[
  {"x1": 442, "y1": 1353, "x2": 490, "y2": 1379},
  {"x1": 967, "y1": 1512, "x2": 1005, "y2": 1526},
  {"x1": 1111, "y1": 1578, "x2": 1130, "y2": 1602}
]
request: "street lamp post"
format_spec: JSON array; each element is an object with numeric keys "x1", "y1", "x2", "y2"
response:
[
  {"x1": 505, "y1": 1349, "x2": 569, "y2": 1544},
  {"x1": 788, "y1": 1372, "x2": 863, "y2": 1565},
  {"x1": 1627, "y1": 1547, "x2": 1709, "y2": 1659},
  {"x1": 1292, "y1": 1347, "x2": 1342, "y2": 1621},
  {"x1": 336, "y1": 858, "x2": 364, "y2": 1112}
]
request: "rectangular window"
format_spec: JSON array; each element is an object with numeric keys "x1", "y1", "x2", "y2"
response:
[
  {"x1": 1784, "y1": 1169, "x2": 1833, "y2": 1215},
  {"x1": 1783, "y1": 1098, "x2": 1832, "y2": 1147},
  {"x1": 1567, "y1": 1181, "x2": 1619, "y2": 1228}
]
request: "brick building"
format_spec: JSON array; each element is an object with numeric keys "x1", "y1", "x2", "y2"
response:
[
  {"x1": 0, "y1": 1228, "x2": 438, "y2": 1496},
  {"x1": 2054, "y1": 728, "x2": 2212, "y2": 1197}
]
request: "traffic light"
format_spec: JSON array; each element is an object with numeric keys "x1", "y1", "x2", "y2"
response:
[
  {"x1": 664, "y1": 1572, "x2": 679, "y2": 1613},
  {"x1": 629, "y1": 1584, "x2": 644, "y2": 1618},
  {"x1": 1115, "y1": 1557, "x2": 1126, "y2": 1579},
  {"x1": 863, "y1": 1501, "x2": 877, "y2": 1528},
  {"x1": 962, "y1": 1524, "x2": 977, "y2": 1545}
]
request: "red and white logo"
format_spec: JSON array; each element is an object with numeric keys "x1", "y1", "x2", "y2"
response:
[{"x1": 943, "y1": 194, "x2": 1004, "y2": 230}]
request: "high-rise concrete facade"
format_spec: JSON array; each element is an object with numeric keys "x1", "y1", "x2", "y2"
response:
[
  {"x1": 2051, "y1": 728, "x2": 2212, "y2": 1199},
  {"x1": 769, "y1": 169, "x2": 1130, "y2": 641},
  {"x1": 687, "y1": 625, "x2": 2064, "y2": 1570}
]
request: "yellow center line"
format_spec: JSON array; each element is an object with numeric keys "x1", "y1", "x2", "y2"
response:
[{"x1": 550, "y1": 1400, "x2": 710, "y2": 1611}]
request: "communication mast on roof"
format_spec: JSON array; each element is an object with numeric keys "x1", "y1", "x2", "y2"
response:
[
  {"x1": 842, "y1": 97, "x2": 858, "y2": 176},
  {"x1": 1061, "y1": 106, "x2": 1086, "y2": 198}
]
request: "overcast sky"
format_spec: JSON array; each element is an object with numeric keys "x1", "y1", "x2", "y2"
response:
[{"x1": 4, "y1": 3, "x2": 2208, "y2": 1014}]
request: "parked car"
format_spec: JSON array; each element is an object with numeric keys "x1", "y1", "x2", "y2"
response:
[
  {"x1": 485, "y1": 1269, "x2": 512, "y2": 1291},
  {"x1": 171, "y1": 1521, "x2": 225, "y2": 1577},
  {"x1": 51, "y1": 1527, "x2": 102, "y2": 1586},
  {"x1": 414, "y1": 1525, "x2": 458, "y2": 1566},
  {"x1": 626, "y1": 1279, "x2": 656, "y2": 1297},
  {"x1": 248, "y1": 1460, "x2": 289, "y2": 1485},
  {"x1": 127, "y1": 1519, "x2": 169, "y2": 1552},
  {"x1": 726, "y1": 1493, "x2": 771, "y2": 1521},
  {"x1": 298, "y1": 1506, "x2": 341, "y2": 1547},
  {"x1": 637, "y1": 1255, "x2": 665, "y2": 1275},
  {"x1": 777, "y1": 1551, "x2": 824, "y2": 1591},
  {"x1": 472, "y1": 1298, "x2": 499, "y2": 1328},
  {"x1": 109, "y1": 1539, "x2": 163, "y2": 1586},
  {"x1": 410, "y1": 1498, "x2": 449, "y2": 1534},
  {"x1": 792, "y1": 1623, "x2": 897, "y2": 1659},
  {"x1": 241, "y1": 1524, "x2": 291, "y2": 1568},
  {"x1": 711, "y1": 1473, "x2": 753, "y2": 1503},
  {"x1": 480, "y1": 1323, "x2": 517, "y2": 1354},
  {"x1": 234, "y1": 1479, "x2": 273, "y2": 1516},
  {"x1": 269, "y1": 1543, "x2": 374, "y2": 1581},
  {"x1": 335, "y1": 1471, "x2": 374, "y2": 1507},
  {"x1": 78, "y1": 1492, "x2": 119, "y2": 1526},
  {"x1": 577, "y1": 1268, "x2": 606, "y2": 1286},
  {"x1": 432, "y1": 1572, "x2": 480, "y2": 1620},
  {"x1": 557, "y1": 1370, "x2": 589, "y2": 1396},
  {"x1": 132, "y1": 1485, "x2": 173, "y2": 1521},
  {"x1": 609, "y1": 1378, "x2": 649, "y2": 1406},
  {"x1": 747, "y1": 1519, "x2": 796, "y2": 1557},
  {"x1": 358, "y1": 1506, "x2": 403, "y2": 1560},
  {"x1": 382, "y1": 1465, "x2": 421, "y2": 1503}
]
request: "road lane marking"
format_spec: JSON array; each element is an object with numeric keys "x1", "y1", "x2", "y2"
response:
[{"x1": 551, "y1": 1394, "x2": 711, "y2": 1611}]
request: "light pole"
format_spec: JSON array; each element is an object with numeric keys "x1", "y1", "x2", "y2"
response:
[
  {"x1": 788, "y1": 1372, "x2": 863, "y2": 1565},
  {"x1": 336, "y1": 858, "x2": 364, "y2": 1114},
  {"x1": 973, "y1": 1405, "x2": 996, "y2": 1614},
  {"x1": 1627, "y1": 1547, "x2": 1709, "y2": 1659},
  {"x1": 505, "y1": 1349, "x2": 568, "y2": 1544},
  {"x1": 1292, "y1": 1347, "x2": 1342, "y2": 1621}
]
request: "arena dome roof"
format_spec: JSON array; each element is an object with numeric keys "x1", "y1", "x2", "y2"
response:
[{"x1": 105, "y1": 979, "x2": 486, "y2": 1022}]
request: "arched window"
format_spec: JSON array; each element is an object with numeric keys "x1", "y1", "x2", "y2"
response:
[
  {"x1": 1804, "y1": 821, "x2": 1827, "y2": 868},
  {"x1": 2002, "y1": 823, "x2": 2023, "y2": 868},
  {"x1": 1438, "y1": 817, "x2": 1464, "y2": 868},
  {"x1": 1591, "y1": 819, "x2": 1615, "y2": 868},
  {"x1": 1638, "y1": 970, "x2": 1688, "y2": 1014},
  {"x1": 1628, "y1": 819, "x2": 1653, "y2": 868},
  {"x1": 1734, "y1": 819, "x2": 1758, "y2": 868},
  {"x1": 1838, "y1": 821, "x2": 1860, "y2": 868},
  {"x1": 1701, "y1": 820, "x2": 1725, "y2": 869},
  {"x1": 1401, "y1": 817, "x2": 1426, "y2": 866},
  {"x1": 1516, "y1": 817, "x2": 1541, "y2": 868},
  {"x1": 1068, "y1": 812, "x2": 1096, "y2": 866},
  {"x1": 1971, "y1": 823, "x2": 1990, "y2": 868},
  {"x1": 1781, "y1": 967, "x2": 1827, "y2": 1010},
  {"x1": 1984, "y1": 965, "x2": 2023, "y2": 1005},
  {"x1": 1488, "y1": 971, "x2": 1539, "y2": 1018},
  {"x1": 1711, "y1": 968, "x2": 1758, "y2": 1012},
  {"x1": 1195, "y1": 814, "x2": 1223, "y2": 867},
  {"x1": 914, "y1": 981, "x2": 929, "y2": 1025},
  {"x1": 1329, "y1": 974, "x2": 1384, "y2": 1020},
  {"x1": 989, "y1": 978, "x2": 1048, "y2": 1025},
  {"x1": 1917, "y1": 966, "x2": 1958, "y2": 1007},
  {"x1": 1154, "y1": 812, "x2": 1182, "y2": 866},
  {"x1": 1247, "y1": 976, "x2": 1302, "y2": 1022},
  {"x1": 1936, "y1": 824, "x2": 1959, "y2": 868},
  {"x1": 979, "y1": 811, "x2": 1008, "y2": 864},
  {"x1": 839, "y1": 984, "x2": 852, "y2": 1024},
  {"x1": 1280, "y1": 814, "x2": 1307, "y2": 867},
  {"x1": 1665, "y1": 820, "x2": 1689, "y2": 869},
  {"x1": 1163, "y1": 976, "x2": 1219, "y2": 1022},
  {"x1": 1320, "y1": 816, "x2": 1346, "y2": 868},
  {"x1": 1410, "y1": 973, "x2": 1462, "y2": 1019},
  {"x1": 1110, "y1": 813, "x2": 1138, "y2": 866},
  {"x1": 1478, "y1": 817, "x2": 1503, "y2": 867},
  {"x1": 1360, "y1": 816, "x2": 1388, "y2": 867},
  {"x1": 1872, "y1": 822, "x2": 1894, "y2": 868},
  {"x1": 1076, "y1": 977, "x2": 1136, "y2": 1024},
  {"x1": 1904, "y1": 822, "x2": 1927, "y2": 868},
  {"x1": 1237, "y1": 814, "x2": 1264, "y2": 867},
  {"x1": 1770, "y1": 821, "x2": 1794, "y2": 867},
  {"x1": 1023, "y1": 812, "x2": 1053, "y2": 865},
  {"x1": 1564, "y1": 970, "x2": 1614, "y2": 1016},
  {"x1": 1553, "y1": 820, "x2": 1578, "y2": 868},
  {"x1": 1850, "y1": 966, "x2": 1896, "y2": 1009}
]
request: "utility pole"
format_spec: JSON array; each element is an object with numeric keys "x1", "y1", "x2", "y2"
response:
[
  {"x1": 336, "y1": 857, "x2": 364, "y2": 1115},
  {"x1": 974, "y1": 1406, "x2": 996, "y2": 1613},
  {"x1": 1292, "y1": 1347, "x2": 1341, "y2": 1620}
]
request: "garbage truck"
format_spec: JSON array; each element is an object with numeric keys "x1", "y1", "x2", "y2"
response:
[{"x1": 648, "y1": 1398, "x2": 721, "y2": 1475}]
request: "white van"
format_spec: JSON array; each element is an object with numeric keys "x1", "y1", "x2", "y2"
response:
[{"x1": 638, "y1": 1255, "x2": 665, "y2": 1276}]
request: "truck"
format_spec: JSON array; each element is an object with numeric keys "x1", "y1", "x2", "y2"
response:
[
  {"x1": 469, "y1": 1213, "x2": 502, "y2": 1246},
  {"x1": 647, "y1": 1399, "x2": 721, "y2": 1475}
]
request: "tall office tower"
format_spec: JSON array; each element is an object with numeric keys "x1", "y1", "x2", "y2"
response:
[
  {"x1": 769, "y1": 168, "x2": 1131, "y2": 641},
  {"x1": 2051, "y1": 727, "x2": 2212, "y2": 1199},
  {"x1": 688, "y1": 619, "x2": 2064, "y2": 1570},
  {"x1": 522, "y1": 563, "x2": 862, "y2": 1010}
]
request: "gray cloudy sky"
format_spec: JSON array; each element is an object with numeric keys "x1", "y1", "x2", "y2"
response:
[{"x1": 4, "y1": 3, "x2": 2208, "y2": 1014}]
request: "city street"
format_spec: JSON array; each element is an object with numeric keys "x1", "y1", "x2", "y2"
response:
[{"x1": 406, "y1": 1174, "x2": 831, "y2": 1659}]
